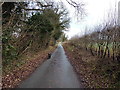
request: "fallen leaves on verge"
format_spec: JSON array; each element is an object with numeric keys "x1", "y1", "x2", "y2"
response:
[
  {"x1": 63, "y1": 44, "x2": 113, "y2": 88},
  {"x1": 2, "y1": 47, "x2": 55, "y2": 88}
]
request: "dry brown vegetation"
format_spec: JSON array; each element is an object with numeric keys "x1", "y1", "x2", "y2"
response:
[{"x1": 64, "y1": 42, "x2": 120, "y2": 88}]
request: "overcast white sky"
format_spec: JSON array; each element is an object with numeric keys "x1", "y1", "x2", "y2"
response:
[
  {"x1": 57, "y1": 0, "x2": 120, "y2": 39},
  {"x1": 28, "y1": 0, "x2": 119, "y2": 39}
]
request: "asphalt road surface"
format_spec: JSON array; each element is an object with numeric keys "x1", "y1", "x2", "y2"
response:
[{"x1": 18, "y1": 44, "x2": 82, "y2": 88}]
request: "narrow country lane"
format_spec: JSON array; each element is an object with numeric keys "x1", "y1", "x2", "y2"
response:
[{"x1": 18, "y1": 44, "x2": 82, "y2": 88}]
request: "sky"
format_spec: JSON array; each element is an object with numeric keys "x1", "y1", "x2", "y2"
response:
[
  {"x1": 57, "y1": 0, "x2": 119, "y2": 39},
  {"x1": 28, "y1": 0, "x2": 119, "y2": 39}
]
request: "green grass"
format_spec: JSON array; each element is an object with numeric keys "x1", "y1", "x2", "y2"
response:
[{"x1": 86, "y1": 42, "x2": 120, "y2": 56}]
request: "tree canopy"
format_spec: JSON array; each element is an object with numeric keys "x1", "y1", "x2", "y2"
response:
[{"x1": 2, "y1": 1, "x2": 70, "y2": 66}]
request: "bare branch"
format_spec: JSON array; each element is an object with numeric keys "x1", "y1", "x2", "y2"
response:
[{"x1": 66, "y1": 0, "x2": 85, "y2": 20}]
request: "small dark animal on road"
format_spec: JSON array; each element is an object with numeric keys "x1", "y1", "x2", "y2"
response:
[{"x1": 47, "y1": 53, "x2": 51, "y2": 59}]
